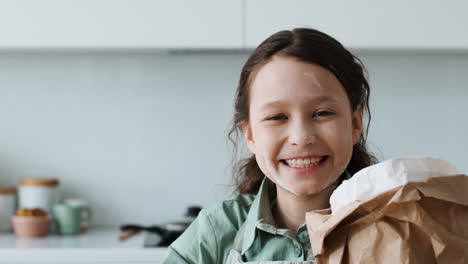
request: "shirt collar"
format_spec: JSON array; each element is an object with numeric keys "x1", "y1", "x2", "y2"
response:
[
  {"x1": 241, "y1": 176, "x2": 276, "y2": 255},
  {"x1": 240, "y1": 170, "x2": 353, "y2": 255}
]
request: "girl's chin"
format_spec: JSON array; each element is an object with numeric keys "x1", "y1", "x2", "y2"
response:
[{"x1": 276, "y1": 180, "x2": 328, "y2": 196}]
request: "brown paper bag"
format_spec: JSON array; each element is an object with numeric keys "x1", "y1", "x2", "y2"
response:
[{"x1": 306, "y1": 175, "x2": 468, "y2": 264}]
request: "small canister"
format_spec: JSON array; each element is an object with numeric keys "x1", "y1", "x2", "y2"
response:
[
  {"x1": 0, "y1": 186, "x2": 17, "y2": 232},
  {"x1": 18, "y1": 178, "x2": 59, "y2": 215}
]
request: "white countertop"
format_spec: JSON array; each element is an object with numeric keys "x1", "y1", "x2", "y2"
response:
[{"x1": 0, "y1": 227, "x2": 168, "y2": 263}]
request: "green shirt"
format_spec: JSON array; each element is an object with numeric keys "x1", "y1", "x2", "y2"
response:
[{"x1": 162, "y1": 171, "x2": 352, "y2": 264}]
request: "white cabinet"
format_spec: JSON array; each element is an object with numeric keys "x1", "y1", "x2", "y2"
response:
[
  {"x1": 0, "y1": 249, "x2": 168, "y2": 264},
  {"x1": 0, "y1": 0, "x2": 243, "y2": 49},
  {"x1": 245, "y1": 0, "x2": 468, "y2": 49},
  {"x1": 0, "y1": 227, "x2": 168, "y2": 263},
  {"x1": 1, "y1": 1, "x2": 466, "y2": 51}
]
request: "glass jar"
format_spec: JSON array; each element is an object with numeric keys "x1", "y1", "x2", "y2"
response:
[
  {"x1": 18, "y1": 178, "x2": 59, "y2": 215},
  {"x1": 0, "y1": 186, "x2": 17, "y2": 232}
]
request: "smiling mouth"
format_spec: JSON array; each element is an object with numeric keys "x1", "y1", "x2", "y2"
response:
[{"x1": 280, "y1": 156, "x2": 329, "y2": 168}]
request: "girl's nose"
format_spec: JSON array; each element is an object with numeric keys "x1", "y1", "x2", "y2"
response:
[{"x1": 288, "y1": 120, "x2": 316, "y2": 146}]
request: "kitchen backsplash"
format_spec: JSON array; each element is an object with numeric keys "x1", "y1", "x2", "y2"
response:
[{"x1": 0, "y1": 51, "x2": 466, "y2": 226}]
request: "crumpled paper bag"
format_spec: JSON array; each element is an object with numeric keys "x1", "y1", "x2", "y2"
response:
[
  {"x1": 306, "y1": 175, "x2": 468, "y2": 264},
  {"x1": 330, "y1": 157, "x2": 459, "y2": 214}
]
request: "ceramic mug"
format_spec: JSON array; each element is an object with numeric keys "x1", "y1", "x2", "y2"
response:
[
  {"x1": 53, "y1": 203, "x2": 81, "y2": 235},
  {"x1": 63, "y1": 198, "x2": 92, "y2": 233}
]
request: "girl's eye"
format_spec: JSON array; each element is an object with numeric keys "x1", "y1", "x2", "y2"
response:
[
  {"x1": 313, "y1": 111, "x2": 334, "y2": 117},
  {"x1": 267, "y1": 114, "x2": 287, "y2": 121}
]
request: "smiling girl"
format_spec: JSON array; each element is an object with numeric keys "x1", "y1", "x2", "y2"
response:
[{"x1": 162, "y1": 28, "x2": 377, "y2": 263}]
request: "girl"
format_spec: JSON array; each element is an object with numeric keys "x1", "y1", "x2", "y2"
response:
[{"x1": 162, "y1": 28, "x2": 377, "y2": 263}]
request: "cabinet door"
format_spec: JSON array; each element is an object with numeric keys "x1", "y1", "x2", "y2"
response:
[
  {"x1": 245, "y1": 0, "x2": 468, "y2": 49},
  {"x1": 0, "y1": 0, "x2": 242, "y2": 49}
]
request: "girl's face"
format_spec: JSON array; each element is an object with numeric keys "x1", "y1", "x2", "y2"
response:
[{"x1": 243, "y1": 56, "x2": 363, "y2": 196}]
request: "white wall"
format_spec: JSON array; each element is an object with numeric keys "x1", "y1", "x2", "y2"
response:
[
  {"x1": 360, "y1": 52, "x2": 468, "y2": 171},
  {"x1": 0, "y1": 51, "x2": 467, "y2": 226}
]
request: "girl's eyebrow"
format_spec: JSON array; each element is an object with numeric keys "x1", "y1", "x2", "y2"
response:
[{"x1": 260, "y1": 95, "x2": 340, "y2": 110}]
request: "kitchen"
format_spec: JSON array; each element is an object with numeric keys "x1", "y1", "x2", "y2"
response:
[{"x1": 0, "y1": 0, "x2": 467, "y2": 263}]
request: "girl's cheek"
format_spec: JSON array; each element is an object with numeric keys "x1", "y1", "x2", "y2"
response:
[
  {"x1": 256, "y1": 153, "x2": 272, "y2": 174},
  {"x1": 256, "y1": 153, "x2": 276, "y2": 179},
  {"x1": 257, "y1": 152, "x2": 301, "y2": 196}
]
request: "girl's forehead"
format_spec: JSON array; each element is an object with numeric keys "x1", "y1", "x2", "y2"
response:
[{"x1": 249, "y1": 56, "x2": 347, "y2": 106}]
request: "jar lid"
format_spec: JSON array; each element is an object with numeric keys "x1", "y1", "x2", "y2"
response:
[
  {"x1": 19, "y1": 178, "x2": 59, "y2": 186},
  {"x1": 0, "y1": 186, "x2": 17, "y2": 194}
]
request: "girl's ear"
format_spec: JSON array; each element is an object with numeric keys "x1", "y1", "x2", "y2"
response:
[
  {"x1": 352, "y1": 105, "x2": 363, "y2": 145},
  {"x1": 241, "y1": 121, "x2": 256, "y2": 154}
]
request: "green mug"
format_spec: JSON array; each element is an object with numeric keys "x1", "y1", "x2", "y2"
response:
[{"x1": 53, "y1": 203, "x2": 81, "y2": 235}]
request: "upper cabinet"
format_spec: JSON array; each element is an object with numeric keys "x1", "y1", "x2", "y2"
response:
[
  {"x1": 245, "y1": 0, "x2": 468, "y2": 50},
  {"x1": 1, "y1": 0, "x2": 467, "y2": 50},
  {"x1": 0, "y1": 0, "x2": 243, "y2": 49}
]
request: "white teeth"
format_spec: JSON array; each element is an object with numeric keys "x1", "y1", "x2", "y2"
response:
[{"x1": 285, "y1": 157, "x2": 324, "y2": 168}]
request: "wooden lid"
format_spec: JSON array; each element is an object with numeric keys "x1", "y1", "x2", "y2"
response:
[
  {"x1": 19, "y1": 178, "x2": 59, "y2": 186},
  {"x1": 0, "y1": 186, "x2": 16, "y2": 194}
]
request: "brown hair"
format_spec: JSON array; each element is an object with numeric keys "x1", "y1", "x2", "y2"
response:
[{"x1": 228, "y1": 28, "x2": 378, "y2": 195}]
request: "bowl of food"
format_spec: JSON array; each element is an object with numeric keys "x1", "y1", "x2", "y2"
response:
[{"x1": 12, "y1": 208, "x2": 50, "y2": 237}]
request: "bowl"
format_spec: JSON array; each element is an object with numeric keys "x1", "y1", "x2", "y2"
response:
[{"x1": 12, "y1": 215, "x2": 50, "y2": 237}]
